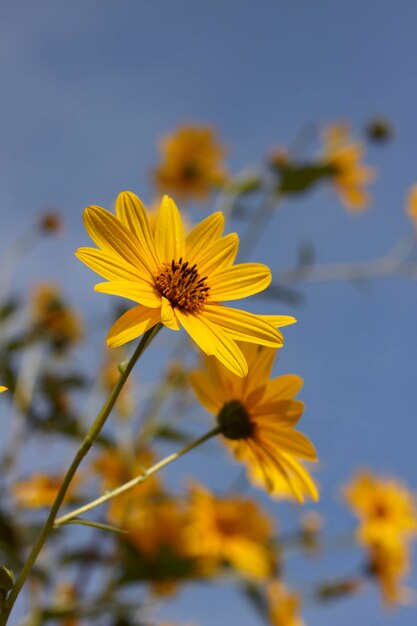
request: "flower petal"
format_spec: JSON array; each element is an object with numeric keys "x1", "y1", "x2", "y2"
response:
[
  {"x1": 107, "y1": 306, "x2": 161, "y2": 347},
  {"x1": 161, "y1": 297, "x2": 180, "y2": 330},
  {"x1": 197, "y1": 233, "x2": 239, "y2": 277},
  {"x1": 263, "y1": 375, "x2": 304, "y2": 403},
  {"x1": 154, "y1": 195, "x2": 185, "y2": 263},
  {"x1": 209, "y1": 263, "x2": 271, "y2": 301},
  {"x1": 185, "y1": 212, "x2": 225, "y2": 262},
  {"x1": 262, "y1": 315, "x2": 297, "y2": 328},
  {"x1": 202, "y1": 305, "x2": 283, "y2": 347},
  {"x1": 94, "y1": 281, "x2": 161, "y2": 308},
  {"x1": 252, "y1": 400, "x2": 304, "y2": 428},
  {"x1": 189, "y1": 371, "x2": 223, "y2": 415},
  {"x1": 75, "y1": 248, "x2": 144, "y2": 282},
  {"x1": 259, "y1": 429, "x2": 317, "y2": 461},
  {"x1": 83, "y1": 206, "x2": 153, "y2": 278},
  {"x1": 176, "y1": 310, "x2": 247, "y2": 377},
  {"x1": 115, "y1": 191, "x2": 159, "y2": 271},
  {"x1": 277, "y1": 452, "x2": 319, "y2": 502}
]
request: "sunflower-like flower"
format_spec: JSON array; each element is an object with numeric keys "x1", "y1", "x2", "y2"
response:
[
  {"x1": 322, "y1": 124, "x2": 375, "y2": 211},
  {"x1": 190, "y1": 343, "x2": 318, "y2": 502},
  {"x1": 186, "y1": 482, "x2": 276, "y2": 580},
  {"x1": 76, "y1": 192, "x2": 293, "y2": 376},
  {"x1": 344, "y1": 470, "x2": 417, "y2": 546},
  {"x1": 154, "y1": 125, "x2": 227, "y2": 200}
]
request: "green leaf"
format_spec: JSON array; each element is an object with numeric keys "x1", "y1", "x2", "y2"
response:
[{"x1": 278, "y1": 162, "x2": 335, "y2": 195}]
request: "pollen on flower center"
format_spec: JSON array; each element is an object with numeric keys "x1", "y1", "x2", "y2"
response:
[
  {"x1": 154, "y1": 258, "x2": 210, "y2": 313},
  {"x1": 217, "y1": 400, "x2": 254, "y2": 440}
]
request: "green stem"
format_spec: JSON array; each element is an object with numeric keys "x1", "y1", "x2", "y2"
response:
[
  {"x1": 0, "y1": 324, "x2": 162, "y2": 625},
  {"x1": 54, "y1": 425, "x2": 222, "y2": 527}
]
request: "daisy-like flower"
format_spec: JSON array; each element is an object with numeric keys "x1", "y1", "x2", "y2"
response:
[
  {"x1": 76, "y1": 192, "x2": 293, "y2": 377},
  {"x1": 344, "y1": 470, "x2": 417, "y2": 546},
  {"x1": 190, "y1": 343, "x2": 318, "y2": 502},
  {"x1": 154, "y1": 125, "x2": 227, "y2": 200},
  {"x1": 322, "y1": 123, "x2": 375, "y2": 211},
  {"x1": 186, "y1": 482, "x2": 276, "y2": 580}
]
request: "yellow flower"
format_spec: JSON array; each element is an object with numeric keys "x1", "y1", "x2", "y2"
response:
[
  {"x1": 31, "y1": 283, "x2": 83, "y2": 349},
  {"x1": 12, "y1": 473, "x2": 79, "y2": 508},
  {"x1": 91, "y1": 447, "x2": 162, "y2": 525},
  {"x1": 154, "y1": 125, "x2": 227, "y2": 200},
  {"x1": 344, "y1": 470, "x2": 417, "y2": 546},
  {"x1": 322, "y1": 123, "x2": 375, "y2": 211},
  {"x1": 406, "y1": 184, "x2": 417, "y2": 227},
  {"x1": 186, "y1": 483, "x2": 276, "y2": 580},
  {"x1": 190, "y1": 343, "x2": 318, "y2": 503},
  {"x1": 0, "y1": 386, "x2": 7, "y2": 393},
  {"x1": 76, "y1": 192, "x2": 292, "y2": 376},
  {"x1": 267, "y1": 581, "x2": 305, "y2": 626},
  {"x1": 121, "y1": 496, "x2": 193, "y2": 597}
]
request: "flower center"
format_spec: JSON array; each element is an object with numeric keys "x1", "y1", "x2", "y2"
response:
[
  {"x1": 183, "y1": 163, "x2": 200, "y2": 180},
  {"x1": 154, "y1": 258, "x2": 210, "y2": 314},
  {"x1": 217, "y1": 400, "x2": 254, "y2": 440}
]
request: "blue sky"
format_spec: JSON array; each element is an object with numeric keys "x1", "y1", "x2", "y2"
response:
[{"x1": 2, "y1": 1, "x2": 417, "y2": 624}]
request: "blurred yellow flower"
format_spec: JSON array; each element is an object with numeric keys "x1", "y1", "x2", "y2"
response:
[
  {"x1": 0, "y1": 386, "x2": 7, "y2": 393},
  {"x1": 31, "y1": 283, "x2": 83, "y2": 350},
  {"x1": 186, "y1": 483, "x2": 276, "y2": 580},
  {"x1": 344, "y1": 470, "x2": 417, "y2": 546},
  {"x1": 13, "y1": 473, "x2": 79, "y2": 508},
  {"x1": 92, "y1": 447, "x2": 162, "y2": 524},
  {"x1": 406, "y1": 184, "x2": 417, "y2": 227},
  {"x1": 322, "y1": 124, "x2": 375, "y2": 211},
  {"x1": 154, "y1": 125, "x2": 227, "y2": 200},
  {"x1": 345, "y1": 470, "x2": 417, "y2": 606},
  {"x1": 267, "y1": 581, "x2": 305, "y2": 626},
  {"x1": 190, "y1": 343, "x2": 318, "y2": 503},
  {"x1": 76, "y1": 192, "x2": 291, "y2": 376}
]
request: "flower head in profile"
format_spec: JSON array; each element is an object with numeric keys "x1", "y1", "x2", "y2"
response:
[
  {"x1": 344, "y1": 470, "x2": 417, "y2": 546},
  {"x1": 267, "y1": 581, "x2": 305, "y2": 626},
  {"x1": 154, "y1": 125, "x2": 227, "y2": 200},
  {"x1": 76, "y1": 192, "x2": 293, "y2": 376},
  {"x1": 322, "y1": 123, "x2": 375, "y2": 211},
  {"x1": 190, "y1": 343, "x2": 318, "y2": 502},
  {"x1": 186, "y1": 482, "x2": 276, "y2": 580},
  {"x1": 406, "y1": 184, "x2": 417, "y2": 228}
]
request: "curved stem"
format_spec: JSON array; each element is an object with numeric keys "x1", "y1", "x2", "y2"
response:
[
  {"x1": 55, "y1": 426, "x2": 222, "y2": 527},
  {"x1": 1, "y1": 324, "x2": 162, "y2": 625}
]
